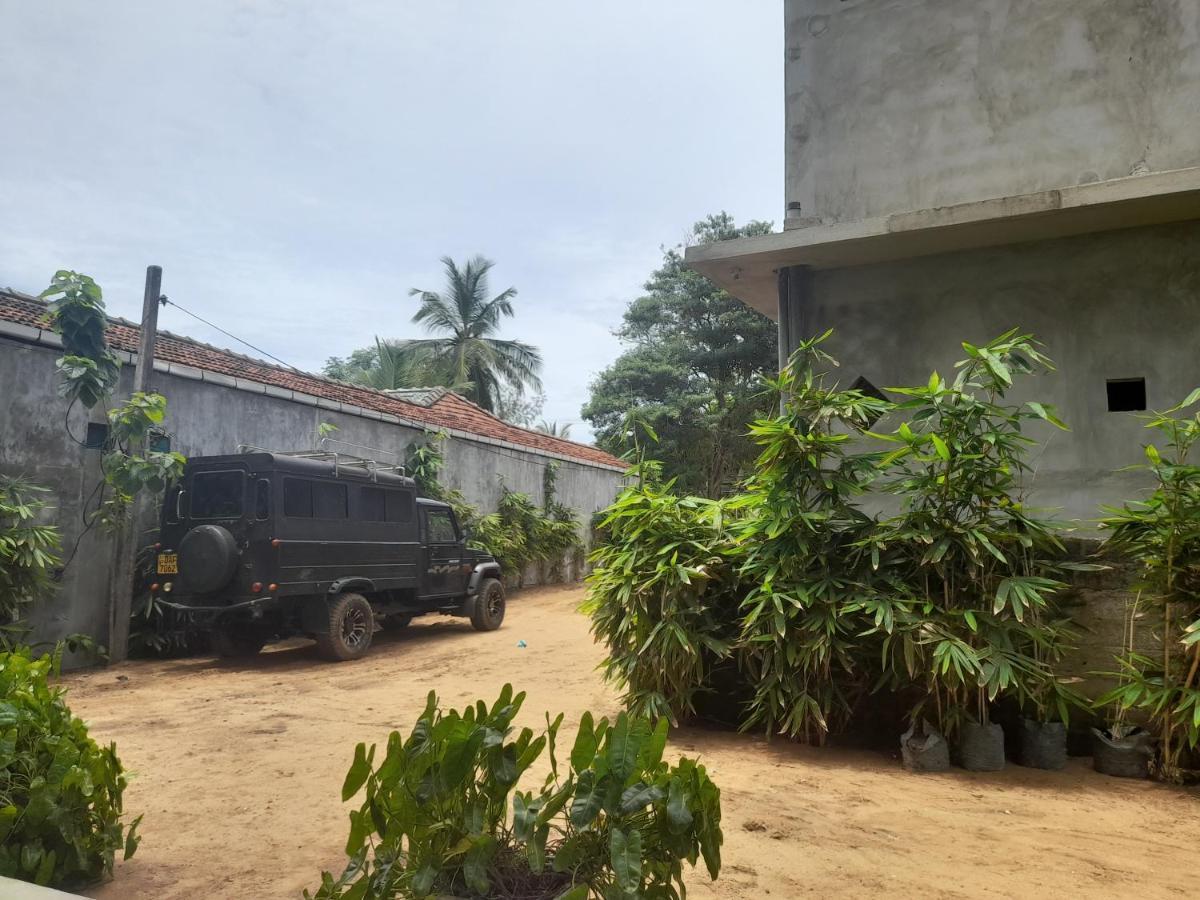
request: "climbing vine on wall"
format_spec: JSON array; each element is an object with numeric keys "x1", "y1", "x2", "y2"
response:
[{"x1": 40, "y1": 271, "x2": 185, "y2": 532}]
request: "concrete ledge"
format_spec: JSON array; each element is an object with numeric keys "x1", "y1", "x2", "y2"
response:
[
  {"x1": 686, "y1": 165, "x2": 1200, "y2": 317},
  {"x1": 200, "y1": 371, "x2": 237, "y2": 389},
  {"x1": 0, "y1": 321, "x2": 41, "y2": 342}
]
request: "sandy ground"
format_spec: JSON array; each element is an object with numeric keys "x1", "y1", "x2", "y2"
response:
[{"x1": 61, "y1": 584, "x2": 1199, "y2": 900}]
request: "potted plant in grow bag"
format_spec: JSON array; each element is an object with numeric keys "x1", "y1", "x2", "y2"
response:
[
  {"x1": 873, "y1": 331, "x2": 1074, "y2": 772},
  {"x1": 1097, "y1": 389, "x2": 1200, "y2": 783},
  {"x1": 1017, "y1": 608, "x2": 1090, "y2": 770}
]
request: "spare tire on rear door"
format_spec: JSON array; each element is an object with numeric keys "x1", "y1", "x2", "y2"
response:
[{"x1": 178, "y1": 524, "x2": 239, "y2": 593}]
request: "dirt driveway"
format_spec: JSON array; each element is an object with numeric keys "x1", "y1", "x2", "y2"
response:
[{"x1": 64, "y1": 584, "x2": 1197, "y2": 899}]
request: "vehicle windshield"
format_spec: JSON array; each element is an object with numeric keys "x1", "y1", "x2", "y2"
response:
[{"x1": 190, "y1": 470, "x2": 245, "y2": 519}]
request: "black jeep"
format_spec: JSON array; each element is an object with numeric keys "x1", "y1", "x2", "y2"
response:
[{"x1": 152, "y1": 451, "x2": 505, "y2": 661}]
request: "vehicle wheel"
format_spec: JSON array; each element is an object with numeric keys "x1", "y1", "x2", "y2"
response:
[
  {"x1": 381, "y1": 613, "x2": 412, "y2": 632},
  {"x1": 314, "y1": 592, "x2": 374, "y2": 661},
  {"x1": 211, "y1": 627, "x2": 266, "y2": 658},
  {"x1": 471, "y1": 578, "x2": 505, "y2": 632}
]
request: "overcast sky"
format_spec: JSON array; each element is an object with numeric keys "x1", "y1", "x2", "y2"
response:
[{"x1": 1, "y1": 1, "x2": 780, "y2": 440}]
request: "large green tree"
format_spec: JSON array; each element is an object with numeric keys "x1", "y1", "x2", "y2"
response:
[
  {"x1": 323, "y1": 256, "x2": 542, "y2": 414},
  {"x1": 406, "y1": 256, "x2": 542, "y2": 412},
  {"x1": 582, "y1": 214, "x2": 777, "y2": 496}
]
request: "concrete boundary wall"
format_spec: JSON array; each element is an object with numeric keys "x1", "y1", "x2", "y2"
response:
[{"x1": 0, "y1": 332, "x2": 623, "y2": 656}]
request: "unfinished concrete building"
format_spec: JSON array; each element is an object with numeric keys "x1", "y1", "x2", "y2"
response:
[{"x1": 688, "y1": 0, "x2": 1200, "y2": 526}]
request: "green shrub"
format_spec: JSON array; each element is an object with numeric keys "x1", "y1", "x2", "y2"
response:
[
  {"x1": 308, "y1": 685, "x2": 722, "y2": 899},
  {"x1": 585, "y1": 329, "x2": 1084, "y2": 746},
  {"x1": 0, "y1": 477, "x2": 61, "y2": 650},
  {"x1": 584, "y1": 482, "x2": 739, "y2": 725},
  {"x1": 472, "y1": 489, "x2": 580, "y2": 581},
  {"x1": 0, "y1": 648, "x2": 140, "y2": 888},
  {"x1": 874, "y1": 331, "x2": 1082, "y2": 735},
  {"x1": 731, "y1": 332, "x2": 895, "y2": 742},
  {"x1": 1099, "y1": 388, "x2": 1200, "y2": 781}
]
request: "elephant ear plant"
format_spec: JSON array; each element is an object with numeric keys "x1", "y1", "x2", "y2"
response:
[
  {"x1": 874, "y1": 330, "x2": 1079, "y2": 770},
  {"x1": 1099, "y1": 388, "x2": 1200, "y2": 782},
  {"x1": 308, "y1": 685, "x2": 722, "y2": 899}
]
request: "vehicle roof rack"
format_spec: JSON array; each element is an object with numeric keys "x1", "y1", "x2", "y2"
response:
[{"x1": 236, "y1": 443, "x2": 408, "y2": 482}]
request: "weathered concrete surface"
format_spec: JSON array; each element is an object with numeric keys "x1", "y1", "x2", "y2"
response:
[
  {"x1": 0, "y1": 336, "x2": 622, "y2": 656},
  {"x1": 685, "y1": 167, "x2": 1200, "y2": 316},
  {"x1": 786, "y1": 0, "x2": 1200, "y2": 224},
  {"x1": 809, "y1": 220, "x2": 1200, "y2": 527}
]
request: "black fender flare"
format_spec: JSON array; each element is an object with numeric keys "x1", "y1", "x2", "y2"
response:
[
  {"x1": 466, "y1": 562, "x2": 502, "y2": 597},
  {"x1": 328, "y1": 576, "x2": 375, "y2": 596},
  {"x1": 460, "y1": 562, "x2": 503, "y2": 618}
]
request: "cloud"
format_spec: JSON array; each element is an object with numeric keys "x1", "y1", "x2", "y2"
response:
[{"x1": 0, "y1": 0, "x2": 780, "y2": 442}]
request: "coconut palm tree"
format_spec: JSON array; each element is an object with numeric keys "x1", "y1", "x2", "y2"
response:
[
  {"x1": 354, "y1": 338, "x2": 464, "y2": 393},
  {"x1": 403, "y1": 256, "x2": 543, "y2": 413},
  {"x1": 536, "y1": 419, "x2": 572, "y2": 438}
]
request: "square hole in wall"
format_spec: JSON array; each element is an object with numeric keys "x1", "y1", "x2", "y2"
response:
[
  {"x1": 84, "y1": 422, "x2": 109, "y2": 449},
  {"x1": 1106, "y1": 378, "x2": 1146, "y2": 412},
  {"x1": 149, "y1": 430, "x2": 172, "y2": 453},
  {"x1": 851, "y1": 376, "x2": 888, "y2": 426}
]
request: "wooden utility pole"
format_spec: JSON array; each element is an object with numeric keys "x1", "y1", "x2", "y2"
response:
[{"x1": 107, "y1": 265, "x2": 163, "y2": 663}]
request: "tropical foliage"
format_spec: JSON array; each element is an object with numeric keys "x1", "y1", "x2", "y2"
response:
[
  {"x1": 582, "y1": 214, "x2": 777, "y2": 497},
  {"x1": 1098, "y1": 388, "x2": 1200, "y2": 781},
  {"x1": 404, "y1": 432, "x2": 581, "y2": 582},
  {"x1": 40, "y1": 271, "x2": 185, "y2": 533},
  {"x1": 587, "y1": 330, "x2": 1083, "y2": 745},
  {"x1": 0, "y1": 648, "x2": 140, "y2": 889},
  {"x1": 0, "y1": 478, "x2": 62, "y2": 651},
  {"x1": 325, "y1": 257, "x2": 542, "y2": 415},
  {"x1": 307, "y1": 686, "x2": 722, "y2": 900}
]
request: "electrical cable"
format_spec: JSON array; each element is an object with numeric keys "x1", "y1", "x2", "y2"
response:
[{"x1": 160, "y1": 297, "x2": 302, "y2": 372}]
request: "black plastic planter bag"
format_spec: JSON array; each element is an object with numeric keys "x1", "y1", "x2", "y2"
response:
[
  {"x1": 1092, "y1": 727, "x2": 1152, "y2": 778},
  {"x1": 900, "y1": 721, "x2": 949, "y2": 772},
  {"x1": 960, "y1": 721, "x2": 1005, "y2": 771},
  {"x1": 1020, "y1": 719, "x2": 1067, "y2": 770}
]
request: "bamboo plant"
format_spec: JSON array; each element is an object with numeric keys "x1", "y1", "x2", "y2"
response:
[
  {"x1": 1099, "y1": 388, "x2": 1200, "y2": 782},
  {"x1": 872, "y1": 331, "x2": 1074, "y2": 736}
]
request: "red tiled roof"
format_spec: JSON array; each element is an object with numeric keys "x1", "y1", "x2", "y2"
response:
[{"x1": 0, "y1": 290, "x2": 624, "y2": 470}]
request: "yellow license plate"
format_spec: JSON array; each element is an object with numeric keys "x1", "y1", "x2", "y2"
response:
[{"x1": 156, "y1": 553, "x2": 178, "y2": 575}]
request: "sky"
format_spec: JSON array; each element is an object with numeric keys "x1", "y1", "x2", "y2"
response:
[{"x1": 0, "y1": 1, "x2": 780, "y2": 441}]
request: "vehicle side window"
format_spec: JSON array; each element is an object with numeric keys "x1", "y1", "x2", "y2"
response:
[
  {"x1": 255, "y1": 479, "x2": 271, "y2": 520},
  {"x1": 425, "y1": 509, "x2": 457, "y2": 543},
  {"x1": 360, "y1": 487, "x2": 386, "y2": 522},
  {"x1": 386, "y1": 491, "x2": 413, "y2": 523},
  {"x1": 190, "y1": 470, "x2": 245, "y2": 519},
  {"x1": 313, "y1": 482, "x2": 347, "y2": 519},
  {"x1": 283, "y1": 478, "x2": 312, "y2": 518}
]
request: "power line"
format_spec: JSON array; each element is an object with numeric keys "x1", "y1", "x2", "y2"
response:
[{"x1": 161, "y1": 297, "x2": 302, "y2": 372}]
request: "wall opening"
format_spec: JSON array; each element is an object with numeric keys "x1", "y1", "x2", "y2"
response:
[
  {"x1": 1106, "y1": 378, "x2": 1146, "y2": 412},
  {"x1": 84, "y1": 422, "x2": 109, "y2": 449},
  {"x1": 851, "y1": 376, "x2": 888, "y2": 426}
]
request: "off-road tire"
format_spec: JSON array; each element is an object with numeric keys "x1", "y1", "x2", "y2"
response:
[
  {"x1": 315, "y1": 592, "x2": 374, "y2": 661},
  {"x1": 381, "y1": 613, "x2": 412, "y2": 632},
  {"x1": 471, "y1": 578, "x2": 505, "y2": 632},
  {"x1": 211, "y1": 627, "x2": 266, "y2": 658}
]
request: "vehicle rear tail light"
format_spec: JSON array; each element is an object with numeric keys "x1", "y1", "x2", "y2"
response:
[
  {"x1": 268, "y1": 583, "x2": 278, "y2": 592},
  {"x1": 150, "y1": 583, "x2": 160, "y2": 593},
  {"x1": 154, "y1": 542, "x2": 162, "y2": 550},
  {"x1": 251, "y1": 582, "x2": 263, "y2": 593}
]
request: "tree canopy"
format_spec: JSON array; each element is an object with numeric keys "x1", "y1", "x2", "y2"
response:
[
  {"x1": 323, "y1": 256, "x2": 543, "y2": 414},
  {"x1": 582, "y1": 213, "x2": 777, "y2": 496}
]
